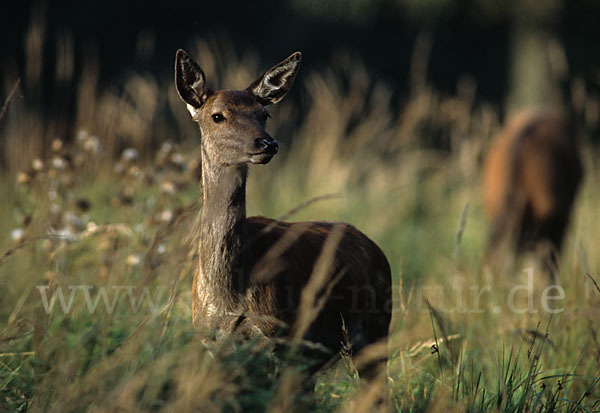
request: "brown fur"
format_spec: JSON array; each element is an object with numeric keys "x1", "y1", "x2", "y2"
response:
[
  {"x1": 192, "y1": 217, "x2": 391, "y2": 361},
  {"x1": 482, "y1": 108, "x2": 583, "y2": 278},
  {"x1": 176, "y1": 50, "x2": 391, "y2": 383}
]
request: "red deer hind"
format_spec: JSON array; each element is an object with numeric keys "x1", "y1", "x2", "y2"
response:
[
  {"x1": 482, "y1": 108, "x2": 583, "y2": 281},
  {"x1": 175, "y1": 49, "x2": 392, "y2": 388}
]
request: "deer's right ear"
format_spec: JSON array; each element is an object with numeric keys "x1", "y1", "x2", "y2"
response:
[
  {"x1": 247, "y1": 52, "x2": 302, "y2": 106},
  {"x1": 175, "y1": 49, "x2": 210, "y2": 116}
]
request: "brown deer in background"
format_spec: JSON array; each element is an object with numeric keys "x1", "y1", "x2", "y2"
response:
[
  {"x1": 482, "y1": 108, "x2": 583, "y2": 281},
  {"x1": 175, "y1": 49, "x2": 391, "y2": 389}
]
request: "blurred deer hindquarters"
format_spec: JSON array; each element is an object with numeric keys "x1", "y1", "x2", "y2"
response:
[
  {"x1": 482, "y1": 108, "x2": 583, "y2": 281},
  {"x1": 175, "y1": 50, "x2": 391, "y2": 385}
]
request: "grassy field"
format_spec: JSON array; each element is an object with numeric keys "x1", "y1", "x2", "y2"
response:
[{"x1": 1, "y1": 40, "x2": 600, "y2": 412}]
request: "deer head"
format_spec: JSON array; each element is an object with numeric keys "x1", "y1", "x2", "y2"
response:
[{"x1": 175, "y1": 49, "x2": 301, "y2": 166}]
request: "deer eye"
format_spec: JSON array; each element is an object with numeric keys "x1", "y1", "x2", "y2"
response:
[{"x1": 212, "y1": 113, "x2": 226, "y2": 123}]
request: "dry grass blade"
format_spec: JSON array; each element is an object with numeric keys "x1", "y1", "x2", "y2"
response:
[
  {"x1": 292, "y1": 224, "x2": 345, "y2": 339},
  {"x1": 452, "y1": 202, "x2": 470, "y2": 261},
  {"x1": 268, "y1": 369, "x2": 306, "y2": 413},
  {"x1": 425, "y1": 298, "x2": 459, "y2": 365},
  {"x1": 456, "y1": 202, "x2": 470, "y2": 246},
  {"x1": 406, "y1": 334, "x2": 462, "y2": 358},
  {"x1": 0, "y1": 240, "x2": 28, "y2": 267},
  {"x1": 275, "y1": 193, "x2": 342, "y2": 222},
  {"x1": 351, "y1": 340, "x2": 389, "y2": 373},
  {"x1": 587, "y1": 273, "x2": 600, "y2": 294},
  {"x1": 0, "y1": 234, "x2": 66, "y2": 268},
  {"x1": 251, "y1": 225, "x2": 308, "y2": 284},
  {"x1": 0, "y1": 352, "x2": 35, "y2": 358},
  {"x1": 0, "y1": 78, "x2": 20, "y2": 131},
  {"x1": 345, "y1": 372, "x2": 390, "y2": 413},
  {"x1": 512, "y1": 328, "x2": 557, "y2": 350},
  {"x1": 251, "y1": 194, "x2": 341, "y2": 282}
]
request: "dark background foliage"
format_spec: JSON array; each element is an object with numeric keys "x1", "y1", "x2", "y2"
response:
[{"x1": 2, "y1": 0, "x2": 599, "y2": 105}]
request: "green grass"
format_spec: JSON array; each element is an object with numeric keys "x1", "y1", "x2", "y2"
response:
[{"x1": 1, "y1": 41, "x2": 600, "y2": 412}]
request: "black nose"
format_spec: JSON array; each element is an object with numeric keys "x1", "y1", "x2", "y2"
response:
[{"x1": 256, "y1": 138, "x2": 278, "y2": 155}]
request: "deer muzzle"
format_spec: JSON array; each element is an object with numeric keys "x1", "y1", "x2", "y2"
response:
[{"x1": 249, "y1": 137, "x2": 278, "y2": 164}]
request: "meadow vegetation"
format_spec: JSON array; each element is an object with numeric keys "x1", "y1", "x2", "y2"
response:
[{"x1": 1, "y1": 38, "x2": 599, "y2": 412}]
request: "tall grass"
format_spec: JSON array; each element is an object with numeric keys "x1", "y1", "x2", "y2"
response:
[{"x1": 1, "y1": 27, "x2": 599, "y2": 411}]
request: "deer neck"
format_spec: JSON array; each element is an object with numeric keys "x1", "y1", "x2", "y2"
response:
[{"x1": 197, "y1": 146, "x2": 248, "y2": 315}]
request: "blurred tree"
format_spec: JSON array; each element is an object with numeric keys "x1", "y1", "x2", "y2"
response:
[{"x1": 507, "y1": 0, "x2": 566, "y2": 112}]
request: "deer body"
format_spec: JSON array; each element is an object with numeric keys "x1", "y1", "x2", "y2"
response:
[
  {"x1": 176, "y1": 50, "x2": 391, "y2": 376},
  {"x1": 483, "y1": 108, "x2": 582, "y2": 278}
]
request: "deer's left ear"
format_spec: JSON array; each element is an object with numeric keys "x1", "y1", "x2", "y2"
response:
[
  {"x1": 175, "y1": 49, "x2": 211, "y2": 113},
  {"x1": 247, "y1": 52, "x2": 302, "y2": 106}
]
